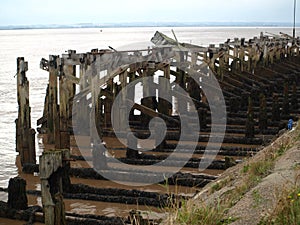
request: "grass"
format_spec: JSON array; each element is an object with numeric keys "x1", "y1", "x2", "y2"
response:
[
  {"x1": 210, "y1": 178, "x2": 230, "y2": 194},
  {"x1": 168, "y1": 156, "x2": 275, "y2": 225},
  {"x1": 223, "y1": 156, "x2": 275, "y2": 207},
  {"x1": 168, "y1": 150, "x2": 279, "y2": 224},
  {"x1": 259, "y1": 187, "x2": 300, "y2": 225},
  {"x1": 174, "y1": 200, "x2": 237, "y2": 225},
  {"x1": 259, "y1": 159, "x2": 300, "y2": 225},
  {"x1": 167, "y1": 123, "x2": 300, "y2": 225},
  {"x1": 252, "y1": 189, "x2": 263, "y2": 208}
]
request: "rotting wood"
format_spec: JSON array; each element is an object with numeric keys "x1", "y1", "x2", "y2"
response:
[
  {"x1": 7, "y1": 177, "x2": 28, "y2": 210},
  {"x1": 16, "y1": 57, "x2": 36, "y2": 166},
  {"x1": 47, "y1": 55, "x2": 59, "y2": 145},
  {"x1": 40, "y1": 149, "x2": 70, "y2": 225},
  {"x1": 16, "y1": 30, "x2": 299, "y2": 224}
]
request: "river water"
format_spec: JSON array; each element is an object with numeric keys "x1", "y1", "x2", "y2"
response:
[{"x1": 0, "y1": 26, "x2": 298, "y2": 217}]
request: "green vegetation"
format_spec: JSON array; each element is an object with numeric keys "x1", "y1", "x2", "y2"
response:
[
  {"x1": 252, "y1": 189, "x2": 263, "y2": 208},
  {"x1": 169, "y1": 154, "x2": 275, "y2": 225},
  {"x1": 169, "y1": 123, "x2": 300, "y2": 225},
  {"x1": 223, "y1": 158, "x2": 274, "y2": 208},
  {"x1": 175, "y1": 200, "x2": 237, "y2": 225},
  {"x1": 259, "y1": 187, "x2": 300, "y2": 225},
  {"x1": 211, "y1": 178, "x2": 230, "y2": 194}
]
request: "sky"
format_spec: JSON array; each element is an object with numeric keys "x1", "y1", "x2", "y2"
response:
[{"x1": 0, "y1": 0, "x2": 299, "y2": 26}]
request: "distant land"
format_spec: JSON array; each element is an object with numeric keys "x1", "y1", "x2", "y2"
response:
[{"x1": 0, "y1": 21, "x2": 299, "y2": 30}]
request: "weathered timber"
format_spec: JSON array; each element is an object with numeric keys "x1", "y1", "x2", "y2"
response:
[
  {"x1": 21, "y1": 31, "x2": 300, "y2": 223},
  {"x1": 40, "y1": 149, "x2": 70, "y2": 225},
  {"x1": 126, "y1": 132, "x2": 139, "y2": 159},
  {"x1": 92, "y1": 142, "x2": 107, "y2": 170},
  {"x1": 59, "y1": 70, "x2": 70, "y2": 150},
  {"x1": 48, "y1": 55, "x2": 59, "y2": 145},
  {"x1": 22, "y1": 162, "x2": 216, "y2": 188},
  {"x1": 259, "y1": 93, "x2": 268, "y2": 132},
  {"x1": 7, "y1": 177, "x2": 28, "y2": 210},
  {"x1": 245, "y1": 97, "x2": 255, "y2": 138},
  {"x1": 0, "y1": 201, "x2": 127, "y2": 225},
  {"x1": 0, "y1": 201, "x2": 43, "y2": 223},
  {"x1": 16, "y1": 57, "x2": 36, "y2": 166}
]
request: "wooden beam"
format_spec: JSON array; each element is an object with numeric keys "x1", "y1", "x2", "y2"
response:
[{"x1": 132, "y1": 102, "x2": 179, "y2": 125}]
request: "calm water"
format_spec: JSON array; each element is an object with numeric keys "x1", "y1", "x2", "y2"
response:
[{"x1": 0, "y1": 26, "x2": 298, "y2": 190}]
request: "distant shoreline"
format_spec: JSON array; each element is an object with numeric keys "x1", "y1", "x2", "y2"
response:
[{"x1": 0, "y1": 22, "x2": 299, "y2": 31}]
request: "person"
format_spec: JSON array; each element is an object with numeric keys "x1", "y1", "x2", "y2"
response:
[{"x1": 288, "y1": 118, "x2": 293, "y2": 130}]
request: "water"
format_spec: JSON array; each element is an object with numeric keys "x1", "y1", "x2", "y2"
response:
[{"x1": 0, "y1": 26, "x2": 298, "y2": 189}]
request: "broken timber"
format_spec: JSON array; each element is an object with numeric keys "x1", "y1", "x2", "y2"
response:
[
  {"x1": 16, "y1": 57, "x2": 36, "y2": 166},
  {"x1": 13, "y1": 29, "x2": 300, "y2": 225},
  {"x1": 34, "y1": 31, "x2": 300, "y2": 170},
  {"x1": 40, "y1": 149, "x2": 70, "y2": 225}
]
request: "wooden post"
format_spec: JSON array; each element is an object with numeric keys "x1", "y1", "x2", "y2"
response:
[
  {"x1": 269, "y1": 46, "x2": 275, "y2": 65},
  {"x1": 271, "y1": 94, "x2": 281, "y2": 121},
  {"x1": 93, "y1": 143, "x2": 107, "y2": 169},
  {"x1": 239, "y1": 44, "x2": 245, "y2": 72},
  {"x1": 263, "y1": 44, "x2": 269, "y2": 67},
  {"x1": 77, "y1": 56, "x2": 90, "y2": 135},
  {"x1": 275, "y1": 44, "x2": 281, "y2": 61},
  {"x1": 7, "y1": 177, "x2": 28, "y2": 210},
  {"x1": 113, "y1": 71, "x2": 128, "y2": 132},
  {"x1": 79, "y1": 54, "x2": 89, "y2": 90},
  {"x1": 126, "y1": 133, "x2": 139, "y2": 159},
  {"x1": 291, "y1": 81, "x2": 298, "y2": 111},
  {"x1": 282, "y1": 82, "x2": 290, "y2": 116},
  {"x1": 157, "y1": 65, "x2": 172, "y2": 115},
  {"x1": 40, "y1": 150, "x2": 69, "y2": 225},
  {"x1": 48, "y1": 55, "x2": 60, "y2": 147},
  {"x1": 259, "y1": 93, "x2": 268, "y2": 132},
  {"x1": 103, "y1": 78, "x2": 114, "y2": 129},
  {"x1": 58, "y1": 61, "x2": 70, "y2": 150},
  {"x1": 218, "y1": 46, "x2": 226, "y2": 79},
  {"x1": 16, "y1": 57, "x2": 36, "y2": 166},
  {"x1": 38, "y1": 84, "x2": 49, "y2": 134},
  {"x1": 224, "y1": 43, "x2": 230, "y2": 73},
  {"x1": 198, "y1": 107, "x2": 207, "y2": 131},
  {"x1": 141, "y1": 69, "x2": 156, "y2": 127},
  {"x1": 175, "y1": 52, "x2": 188, "y2": 115},
  {"x1": 89, "y1": 54, "x2": 99, "y2": 146},
  {"x1": 245, "y1": 96, "x2": 255, "y2": 138},
  {"x1": 65, "y1": 50, "x2": 77, "y2": 121},
  {"x1": 128, "y1": 66, "x2": 136, "y2": 120}
]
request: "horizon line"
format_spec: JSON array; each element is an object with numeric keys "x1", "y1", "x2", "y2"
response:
[{"x1": 0, "y1": 21, "x2": 300, "y2": 31}]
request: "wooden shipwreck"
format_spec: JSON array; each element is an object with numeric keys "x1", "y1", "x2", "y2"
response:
[{"x1": 9, "y1": 31, "x2": 300, "y2": 224}]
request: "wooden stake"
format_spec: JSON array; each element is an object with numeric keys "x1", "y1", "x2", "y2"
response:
[
  {"x1": 40, "y1": 150, "x2": 69, "y2": 225},
  {"x1": 16, "y1": 57, "x2": 36, "y2": 166},
  {"x1": 48, "y1": 56, "x2": 59, "y2": 145}
]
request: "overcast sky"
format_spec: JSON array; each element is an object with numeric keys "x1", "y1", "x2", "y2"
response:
[{"x1": 0, "y1": 0, "x2": 299, "y2": 26}]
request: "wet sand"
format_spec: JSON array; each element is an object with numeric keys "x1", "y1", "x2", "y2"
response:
[
  {"x1": 0, "y1": 218, "x2": 43, "y2": 225},
  {"x1": 0, "y1": 133, "x2": 247, "y2": 223}
]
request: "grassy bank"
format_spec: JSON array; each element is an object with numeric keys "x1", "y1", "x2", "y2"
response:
[{"x1": 163, "y1": 122, "x2": 300, "y2": 225}]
